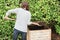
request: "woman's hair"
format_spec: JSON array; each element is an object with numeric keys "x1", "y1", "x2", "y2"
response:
[{"x1": 21, "y1": 2, "x2": 29, "y2": 11}]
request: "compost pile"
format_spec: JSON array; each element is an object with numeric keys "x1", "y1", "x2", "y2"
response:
[{"x1": 28, "y1": 21, "x2": 60, "y2": 40}]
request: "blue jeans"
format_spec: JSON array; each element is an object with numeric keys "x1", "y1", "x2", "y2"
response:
[{"x1": 13, "y1": 29, "x2": 27, "y2": 40}]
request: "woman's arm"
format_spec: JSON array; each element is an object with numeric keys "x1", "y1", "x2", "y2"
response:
[
  {"x1": 28, "y1": 22, "x2": 40, "y2": 26},
  {"x1": 4, "y1": 16, "x2": 15, "y2": 20},
  {"x1": 4, "y1": 9, "x2": 17, "y2": 20}
]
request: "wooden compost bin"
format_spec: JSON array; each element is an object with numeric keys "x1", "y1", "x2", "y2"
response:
[{"x1": 27, "y1": 24, "x2": 51, "y2": 40}]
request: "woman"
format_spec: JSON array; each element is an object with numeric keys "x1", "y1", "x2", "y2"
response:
[{"x1": 4, "y1": 2, "x2": 39, "y2": 40}]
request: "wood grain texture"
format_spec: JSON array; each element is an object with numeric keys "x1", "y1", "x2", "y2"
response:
[{"x1": 27, "y1": 29, "x2": 51, "y2": 40}]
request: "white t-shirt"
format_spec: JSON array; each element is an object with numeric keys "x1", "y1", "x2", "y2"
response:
[{"x1": 6, "y1": 8, "x2": 32, "y2": 32}]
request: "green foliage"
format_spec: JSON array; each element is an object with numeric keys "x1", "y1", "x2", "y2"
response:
[
  {"x1": 27, "y1": 0, "x2": 60, "y2": 35},
  {"x1": 0, "y1": 0, "x2": 60, "y2": 39}
]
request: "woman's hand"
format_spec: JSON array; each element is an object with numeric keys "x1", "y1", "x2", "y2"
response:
[{"x1": 32, "y1": 22, "x2": 40, "y2": 26}]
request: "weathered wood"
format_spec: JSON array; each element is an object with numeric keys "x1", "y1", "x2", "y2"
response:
[{"x1": 27, "y1": 29, "x2": 51, "y2": 40}]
